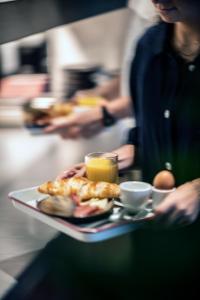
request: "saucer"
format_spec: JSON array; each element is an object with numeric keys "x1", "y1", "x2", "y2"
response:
[{"x1": 114, "y1": 199, "x2": 153, "y2": 214}]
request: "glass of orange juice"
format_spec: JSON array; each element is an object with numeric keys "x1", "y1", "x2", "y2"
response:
[{"x1": 85, "y1": 152, "x2": 118, "y2": 183}]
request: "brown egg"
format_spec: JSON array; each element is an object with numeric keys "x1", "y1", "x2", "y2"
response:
[{"x1": 153, "y1": 170, "x2": 175, "y2": 190}]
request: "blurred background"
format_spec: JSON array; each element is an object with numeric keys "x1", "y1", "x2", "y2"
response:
[{"x1": 0, "y1": 1, "x2": 155, "y2": 297}]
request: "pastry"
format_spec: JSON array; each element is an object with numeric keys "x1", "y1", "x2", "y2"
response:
[
  {"x1": 37, "y1": 195, "x2": 75, "y2": 217},
  {"x1": 38, "y1": 176, "x2": 120, "y2": 200}
]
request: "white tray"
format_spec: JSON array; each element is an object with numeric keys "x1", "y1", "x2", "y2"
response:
[{"x1": 9, "y1": 187, "x2": 151, "y2": 243}]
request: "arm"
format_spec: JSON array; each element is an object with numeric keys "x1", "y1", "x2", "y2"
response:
[
  {"x1": 39, "y1": 95, "x2": 132, "y2": 139},
  {"x1": 103, "y1": 95, "x2": 132, "y2": 119},
  {"x1": 58, "y1": 144, "x2": 135, "y2": 179},
  {"x1": 114, "y1": 144, "x2": 135, "y2": 170},
  {"x1": 154, "y1": 179, "x2": 200, "y2": 226}
]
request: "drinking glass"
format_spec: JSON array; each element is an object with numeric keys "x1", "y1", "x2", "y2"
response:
[{"x1": 85, "y1": 152, "x2": 118, "y2": 183}]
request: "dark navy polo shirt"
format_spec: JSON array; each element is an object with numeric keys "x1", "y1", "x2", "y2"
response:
[{"x1": 127, "y1": 22, "x2": 200, "y2": 185}]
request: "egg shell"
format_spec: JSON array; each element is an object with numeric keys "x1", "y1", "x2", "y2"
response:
[{"x1": 153, "y1": 170, "x2": 175, "y2": 190}]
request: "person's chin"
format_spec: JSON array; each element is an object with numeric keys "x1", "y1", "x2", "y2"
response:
[
  {"x1": 160, "y1": 13, "x2": 181, "y2": 23},
  {"x1": 158, "y1": 9, "x2": 180, "y2": 23}
]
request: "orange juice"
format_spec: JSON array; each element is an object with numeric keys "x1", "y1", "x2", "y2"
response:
[
  {"x1": 85, "y1": 153, "x2": 118, "y2": 183},
  {"x1": 77, "y1": 96, "x2": 102, "y2": 107}
]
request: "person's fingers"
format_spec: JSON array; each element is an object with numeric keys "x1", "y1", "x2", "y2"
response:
[
  {"x1": 63, "y1": 170, "x2": 75, "y2": 179},
  {"x1": 36, "y1": 117, "x2": 51, "y2": 125},
  {"x1": 40, "y1": 118, "x2": 69, "y2": 133},
  {"x1": 44, "y1": 123, "x2": 78, "y2": 136},
  {"x1": 74, "y1": 167, "x2": 86, "y2": 178},
  {"x1": 151, "y1": 206, "x2": 181, "y2": 230},
  {"x1": 58, "y1": 168, "x2": 86, "y2": 180},
  {"x1": 153, "y1": 206, "x2": 175, "y2": 223},
  {"x1": 57, "y1": 165, "x2": 84, "y2": 179},
  {"x1": 43, "y1": 116, "x2": 77, "y2": 133},
  {"x1": 154, "y1": 193, "x2": 179, "y2": 216},
  {"x1": 73, "y1": 164, "x2": 86, "y2": 178},
  {"x1": 162, "y1": 214, "x2": 194, "y2": 229},
  {"x1": 154, "y1": 203, "x2": 197, "y2": 227},
  {"x1": 57, "y1": 163, "x2": 86, "y2": 180},
  {"x1": 173, "y1": 217, "x2": 192, "y2": 228},
  {"x1": 43, "y1": 125, "x2": 57, "y2": 133},
  {"x1": 56, "y1": 170, "x2": 76, "y2": 180},
  {"x1": 174, "y1": 209, "x2": 199, "y2": 226},
  {"x1": 164, "y1": 210, "x2": 186, "y2": 227},
  {"x1": 53, "y1": 117, "x2": 75, "y2": 127}
]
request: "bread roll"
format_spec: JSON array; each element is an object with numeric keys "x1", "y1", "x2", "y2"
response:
[
  {"x1": 37, "y1": 195, "x2": 75, "y2": 217},
  {"x1": 38, "y1": 177, "x2": 120, "y2": 200}
]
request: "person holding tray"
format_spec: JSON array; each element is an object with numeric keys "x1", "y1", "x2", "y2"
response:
[
  {"x1": 37, "y1": 1, "x2": 156, "y2": 139},
  {"x1": 58, "y1": 0, "x2": 200, "y2": 296},
  {"x1": 60, "y1": 0, "x2": 200, "y2": 228},
  {"x1": 4, "y1": 1, "x2": 200, "y2": 299}
]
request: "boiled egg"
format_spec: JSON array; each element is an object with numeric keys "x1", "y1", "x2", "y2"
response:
[{"x1": 153, "y1": 170, "x2": 175, "y2": 190}]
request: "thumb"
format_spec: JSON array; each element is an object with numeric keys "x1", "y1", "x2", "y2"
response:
[
  {"x1": 44, "y1": 125, "x2": 58, "y2": 133},
  {"x1": 52, "y1": 115, "x2": 77, "y2": 128}
]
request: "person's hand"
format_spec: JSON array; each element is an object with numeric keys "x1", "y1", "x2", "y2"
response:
[
  {"x1": 153, "y1": 180, "x2": 200, "y2": 227},
  {"x1": 37, "y1": 116, "x2": 80, "y2": 139},
  {"x1": 38, "y1": 107, "x2": 104, "y2": 139},
  {"x1": 57, "y1": 144, "x2": 135, "y2": 179},
  {"x1": 57, "y1": 163, "x2": 86, "y2": 180},
  {"x1": 114, "y1": 144, "x2": 135, "y2": 170}
]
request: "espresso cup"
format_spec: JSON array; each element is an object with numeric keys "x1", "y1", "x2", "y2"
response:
[
  {"x1": 152, "y1": 187, "x2": 176, "y2": 209},
  {"x1": 119, "y1": 181, "x2": 152, "y2": 212}
]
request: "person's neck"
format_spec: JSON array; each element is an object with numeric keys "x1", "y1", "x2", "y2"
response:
[
  {"x1": 173, "y1": 22, "x2": 200, "y2": 61},
  {"x1": 175, "y1": 22, "x2": 200, "y2": 46}
]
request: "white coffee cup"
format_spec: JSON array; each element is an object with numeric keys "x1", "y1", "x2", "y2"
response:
[
  {"x1": 152, "y1": 187, "x2": 176, "y2": 208},
  {"x1": 120, "y1": 181, "x2": 152, "y2": 212}
]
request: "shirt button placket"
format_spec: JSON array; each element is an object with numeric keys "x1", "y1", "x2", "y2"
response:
[
  {"x1": 163, "y1": 110, "x2": 172, "y2": 171},
  {"x1": 188, "y1": 64, "x2": 196, "y2": 72},
  {"x1": 165, "y1": 162, "x2": 172, "y2": 171},
  {"x1": 164, "y1": 109, "x2": 170, "y2": 119}
]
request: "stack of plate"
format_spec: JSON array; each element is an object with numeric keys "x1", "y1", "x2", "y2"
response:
[{"x1": 63, "y1": 63, "x2": 102, "y2": 98}]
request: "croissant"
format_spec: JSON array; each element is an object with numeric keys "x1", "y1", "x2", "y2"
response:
[{"x1": 38, "y1": 176, "x2": 120, "y2": 200}]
